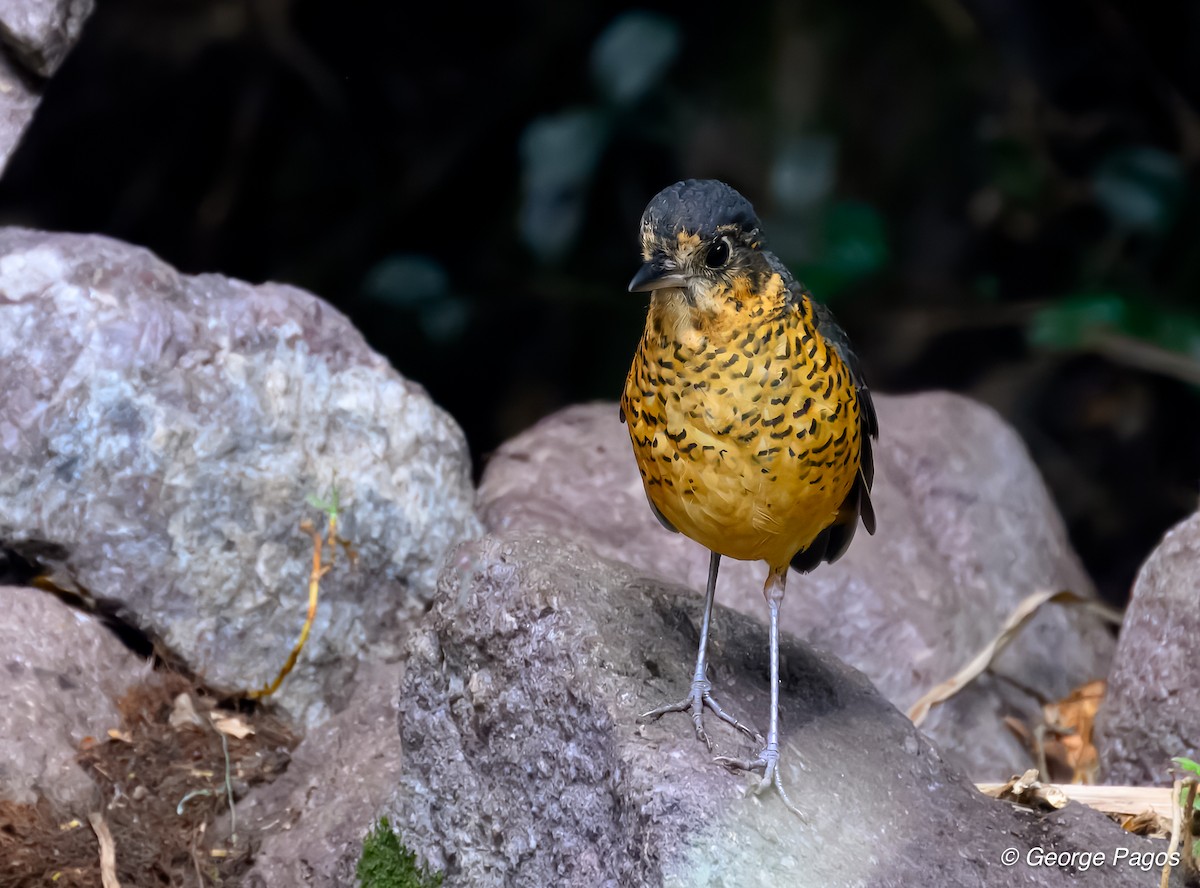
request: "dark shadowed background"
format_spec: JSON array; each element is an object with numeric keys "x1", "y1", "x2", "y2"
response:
[{"x1": 4, "y1": 0, "x2": 1199, "y2": 605}]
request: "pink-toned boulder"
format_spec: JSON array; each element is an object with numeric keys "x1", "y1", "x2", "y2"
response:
[
  {"x1": 0, "y1": 584, "x2": 148, "y2": 806},
  {"x1": 479, "y1": 395, "x2": 1115, "y2": 776}
]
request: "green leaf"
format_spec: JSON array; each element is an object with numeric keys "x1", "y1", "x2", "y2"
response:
[
  {"x1": 307, "y1": 485, "x2": 340, "y2": 519},
  {"x1": 794, "y1": 200, "x2": 889, "y2": 298},
  {"x1": 1030, "y1": 292, "x2": 1200, "y2": 364},
  {"x1": 824, "y1": 200, "x2": 888, "y2": 278},
  {"x1": 1028, "y1": 292, "x2": 1127, "y2": 350},
  {"x1": 1173, "y1": 756, "x2": 1200, "y2": 778}
]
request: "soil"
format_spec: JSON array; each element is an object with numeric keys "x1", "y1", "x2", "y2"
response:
[{"x1": 0, "y1": 672, "x2": 298, "y2": 888}]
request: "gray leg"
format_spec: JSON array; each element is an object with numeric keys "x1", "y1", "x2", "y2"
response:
[
  {"x1": 714, "y1": 565, "x2": 803, "y2": 816},
  {"x1": 639, "y1": 551, "x2": 761, "y2": 749}
]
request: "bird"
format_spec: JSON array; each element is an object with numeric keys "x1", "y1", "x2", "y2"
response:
[{"x1": 619, "y1": 179, "x2": 877, "y2": 809}]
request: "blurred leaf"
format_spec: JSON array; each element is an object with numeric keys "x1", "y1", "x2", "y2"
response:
[
  {"x1": 974, "y1": 275, "x2": 1000, "y2": 302},
  {"x1": 1173, "y1": 757, "x2": 1200, "y2": 780},
  {"x1": 590, "y1": 11, "x2": 680, "y2": 107},
  {"x1": 1030, "y1": 291, "x2": 1200, "y2": 363},
  {"x1": 519, "y1": 108, "x2": 610, "y2": 263},
  {"x1": 771, "y1": 135, "x2": 838, "y2": 214},
  {"x1": 793, "y1": 200, "x2": 889, "y2": 299},
  {"x1": 988, "y1": 138, "x2": 1045, "y2": 205},
  {"x1": 824, "y1": 200, "x2": 888, "y2": 278},
  {"x1": 362, "y1": 254, "x2": 448, "y2": 309},
  {"x1": 1029, "y1": 292, "x2": 1127, "y2": 349},
  {"x1": 418, "y1": 296, "x2": 472, "y2": 344},
  {"x1": 1093, "y1": 146, "x2": 1184, "y2": 234},
  {"x1": 361, "y1": 253, "x2": 471, "y2": 344}
]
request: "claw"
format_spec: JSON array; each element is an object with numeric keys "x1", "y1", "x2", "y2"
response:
[
  {"x1": 710, "y1": 568, "x2": 804, "y2": 818},
  {"x1": 639, "y1": 679, "x2": 762, "y2": 750},
  {"x1": 713, "y1": 748, "x2": 805, "y2": 818}
]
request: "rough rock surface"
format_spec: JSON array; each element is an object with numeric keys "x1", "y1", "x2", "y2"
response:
[
  {"x1": 0, "y1": 0, "x2": 93, "y2": 171},
  {"x1": 0, "y1": 229, "x2": 482, "y2": 724},
  {"x1": 0, "y1": 584, "x2": 148, "y2": 806},
  {"x1": 1096, "y1": 511, "x2": 1200, "y2": 784},
  {"x1": 478, "y1": 397, "x2": 1115, "y2": 778},
  {"x1": 0, "y1": 51, "x2": 38, "y2": 171},
  {"x1": 394, "y1": 533, "x2": 1158, "y2": 888},
  {"x1": 0, "y1": 0, "x2": 91, "y2": 77},
  {"x1": 238, "y1": 661, "x2": 405, "y2": 887}
]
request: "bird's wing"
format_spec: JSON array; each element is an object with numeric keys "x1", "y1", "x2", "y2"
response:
[
  {"x1": 777, "y1": 272, "x2": 878, "y2": 572},
  {"x1": 812, "y1": 299, "x2": 878, "y2": 487}
]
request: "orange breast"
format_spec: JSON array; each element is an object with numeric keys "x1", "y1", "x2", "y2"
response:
[{"x1": 622, "y1": 296, "x2": 863, "y2": 569}]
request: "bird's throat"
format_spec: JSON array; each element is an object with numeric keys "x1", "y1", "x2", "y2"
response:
[{"x1": 648, "y1": 285, "x2": 741, "y2": 343}]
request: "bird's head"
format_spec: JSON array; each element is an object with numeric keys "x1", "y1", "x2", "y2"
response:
[{"x1": 629, "y1": 179, "x2": 778, "y2": 334}]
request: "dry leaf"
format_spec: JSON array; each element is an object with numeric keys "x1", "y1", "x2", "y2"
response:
[
  {"x1": 1043, "y1": 679, "x2": 1105, "y2": 784},
  {"x1": 169, "y1": 692, "x2": 205, "y2": 730},
  {"x1": 211, "y1": 714, "x2": 255, "y2": 739},
  {"x1": 1123, "y1": 808, "x2": 1168, "y2": 838},
  {"x1": 979, "y1": 777, "x2": 1175, "y2": 836},
  {"x1": 908, "y1": 589, "x2": 1118, "y2": 725},
  {"x1": 106, "y1": 729, "x2": 132, "y2": 744},
  {"x1": 1004, "y1": 680, "x2": 1107, "y2": 783}
]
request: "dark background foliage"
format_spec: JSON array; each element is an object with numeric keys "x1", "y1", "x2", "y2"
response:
[{"x1": 6, "y1": 0, "x2": 1200, "y2": 604}]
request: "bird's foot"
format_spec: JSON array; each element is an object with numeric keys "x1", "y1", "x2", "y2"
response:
[
  {"x1": 638, "y1": 679, "x2": 763, "y2": 751},
  {"x1": 713, "y1": 747, "x2": 805, "y2": 818}
]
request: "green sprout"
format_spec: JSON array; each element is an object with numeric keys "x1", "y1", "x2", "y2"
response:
[{"x1": 306, "y1": 484, "x2": 341, "y2": 521}]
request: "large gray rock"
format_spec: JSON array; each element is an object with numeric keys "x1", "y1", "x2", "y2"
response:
[
  {"x1": 478, "y1": 396, "x2": 1115, "y2": 778},
  {"x1": 0, "y1": 0, "x2": 92, "y2": 77},
  {"x1": 394, "y1": 533, "x2": 1157, "y2": 887},
  {"x1": 0, "y1": 584, "x2": 149, "y2": 806},
  {"x1": 0, "y1": 229, "x2": 482, "y2": 724},
  {"x1": 0, "y1": 51, "x2": 38, "y2": 171},
  {"x1": 1096, "y1": 511, "x2": 1200, "y2": 784},
  {"x1": 238, "y1": 661, "x2": 405, "y2": 887},
  {"x1": 0, "y1": 0, "x2": 93, "y2": 171}
]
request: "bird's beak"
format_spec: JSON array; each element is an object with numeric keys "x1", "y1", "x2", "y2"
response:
[{"x1": 628, "y1": 258, "x2": 687, "y2": 293}]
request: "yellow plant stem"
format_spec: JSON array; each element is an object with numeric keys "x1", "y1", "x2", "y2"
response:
[{"x1": 249, "y1": 517, "x2": 329, "y2": 700}]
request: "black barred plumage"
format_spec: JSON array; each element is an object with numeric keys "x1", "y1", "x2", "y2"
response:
[{"x1": 620, "y1": 179, "x2": 878, "y2": 811}]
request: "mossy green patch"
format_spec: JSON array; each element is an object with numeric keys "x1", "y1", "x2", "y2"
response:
[{"x1": 357, "y1": 817, "x2": 443, "y2": 888}]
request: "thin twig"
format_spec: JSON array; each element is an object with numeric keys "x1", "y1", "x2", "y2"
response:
[
  {"x1": 1163, "y1": 776, "x2": 1184, "y2": 888},
  {"x1": 221, "y1": 730, "x2": 236, "y2": 846},
  {"x1": 87, "y1": 812, "x2": 122, "y2": 888},
  {"x1": 249, "y1": 519, "x2": 326, "y2": 699},
  {"x1": 1086, "y1": 329, "x2": 1200, "y2": 388},
  {"x1": 1183, "y1": 778, "x2": 1198, "y2": 877}
]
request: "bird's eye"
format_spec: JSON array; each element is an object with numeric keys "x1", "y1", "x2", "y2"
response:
[{"x1": 705, "y1": 238, "x2": 731, "y2": 269}]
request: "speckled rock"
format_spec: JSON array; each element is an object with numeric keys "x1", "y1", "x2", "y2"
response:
[
  {"x1": 478, "y1": 396, "x2": 1115, "y2": 778},
  {"x1": 238, "y1": 661, "x2": 405, "y2": 887},
  {"x1": 0, "y1": 0, "x2": 93, "y2": 172},
  {"x1": 0, "y1": 0, "x2": 92, "y2": 77},
  {"x1": 0, "y1": 229, "x2": 482, "y2": 725},
  {"x1": 391, "y1": 533, "x2": 1156, "y2": 888},
  {"x1": 0, "y1": 584, "x2": 149, "y2": 806},
  {"x1": 1096, "y1": 511, "x2": 1200, "y2": 784}
]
